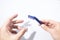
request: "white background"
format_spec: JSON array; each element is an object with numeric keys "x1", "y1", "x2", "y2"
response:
[{"x1": 0, "y1": 0, "x2": 60, "y2": 40}]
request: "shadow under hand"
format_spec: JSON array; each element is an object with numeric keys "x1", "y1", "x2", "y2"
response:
[
  {"x1": 21, "y1": 31, "x2": 36, "y2": 40},
  {"x1": 21, "y1": 37, "x2": 26, "y2": 40},
  {"x1": 27, "y1": 31, "x2": 36, "y2": 40}
]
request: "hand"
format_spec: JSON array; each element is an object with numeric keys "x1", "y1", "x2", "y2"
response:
[
  {"x1": 0, "y1": 14, "x2": 27, "y2": 40},
  {"x1": 41, "y1": 20, "x2": 60, "y2": 40}
]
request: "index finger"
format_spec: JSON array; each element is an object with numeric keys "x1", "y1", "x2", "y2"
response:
[
  {"x1": 9, "y1": 14, "x2": 18, "y2": 21},
  {"x1": 4, "y1": 14, "x2": 18, "y2": 27},
  {"x1": 41, "y1": 19, "x2": 56, "y2": 25}
]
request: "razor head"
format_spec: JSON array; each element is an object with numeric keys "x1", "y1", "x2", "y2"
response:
[{"x1": 28, "y1": 15, "x2": 36, "y2": 20}]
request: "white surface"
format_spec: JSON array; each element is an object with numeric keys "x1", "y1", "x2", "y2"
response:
[{"x1": 0, "y1": 0, "x2": 60, "y2": 40}]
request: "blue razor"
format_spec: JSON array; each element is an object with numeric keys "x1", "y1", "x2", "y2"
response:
[{"x1": 28, "y1": 15, "x2": 44, "y2": 24}]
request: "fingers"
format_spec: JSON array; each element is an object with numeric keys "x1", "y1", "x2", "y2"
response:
[
  {"x1": 40, "y1": 19, "x2": 56, "y2": 31},
  {"x1": 41, "y1": 24, "x2": 49, "y2": 31},
  {"x1": 9, "y1": 20, "x2": 24, "y2": 33},
  {"x1": 12, "y1": 20, "x2": 24, "y2": 24},
  {"x1": 41, "y1": 19, "x2": 50, "y2": 25},
  {"x1": 4, "y1": 14, "x2": 18, "y2": 26},
  {"x1": 16, "y1": 28, "x2": 27, "y2": 39},
  {"x1": 40, "y1": 19, "x2": 51, "y2": 31},
  {"x1": 9, "y1": 25, "x2": 22, "y2": 34},
  {"x1": 41, "y1": 19, "x2": 56, "y2": 24}
]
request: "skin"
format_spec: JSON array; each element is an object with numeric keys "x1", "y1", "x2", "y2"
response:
[
  {"x1": 0, "y1": 14, "x2": 60, "y2": 40},
  {"x1": 41, "y1": 20, "x2": 60, "y2": 40},
  {"x1": 0, "y1": 14, "x2": 27, "y2": 40}
]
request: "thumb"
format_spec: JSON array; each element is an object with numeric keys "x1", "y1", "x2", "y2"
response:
[
  {"x1": 41, "y1": 24, "x2": 50, "y2": 31},
  {"x1": 15, "y1": 28, "x2": 27, "y2": 39}
]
